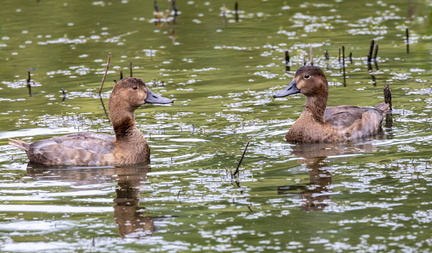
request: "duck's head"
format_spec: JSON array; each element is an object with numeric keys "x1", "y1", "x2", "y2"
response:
[
  {"x1": 110, "y1": 77, "x2": 173, "y2": 112},
  {"x1": 273, "y1": 66, "x2": 328, "y2": 98}
]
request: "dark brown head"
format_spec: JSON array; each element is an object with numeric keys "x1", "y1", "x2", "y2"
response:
[
  {"x1": 109, "y1": 77, "x2": 173, "y2": 113},
  {"x1": 273, "y1": 66, "x2": 328, "y2": 98},
  {"x1": 108, "y1": 77, "x2": 173, "y2": 139}
]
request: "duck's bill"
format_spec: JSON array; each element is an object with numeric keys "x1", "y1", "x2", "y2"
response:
[
  {"x1": 273, "y1": 80, "x2": 300, "y2": 98},
  {"x1": 145, "y1": 88, "x2": 174, "y2": 104}
]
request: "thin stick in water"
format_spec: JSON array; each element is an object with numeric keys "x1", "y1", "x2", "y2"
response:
[
  {"x1": 172, "y1": 0, "x2": 178, "y2": 16},
  {"x1": 342, "y1": 46, "x2": 346, "y2": 86},
  {"x1": 285, "y1": 51, "x2": 290, "y2": 72},
  {"x1": 234, "y1": 2, "x2": 239, "y2": 22},
  {"x1": 367, "y1": 40, "x2": 375, "y2": 62},
  {"x1": 285, "y1": 50, "x2": 290, "y2": 65},
  {"x1": 99, "y1": 96, "x2": 110, "y2": 122},
  {"x1": 129, "y1": 61, "x2": 133, "y2": 77},
  {"x1": 233, "y1": 141, "x2": 250, "y2": 178},
  {"x1": 61, "y1": 88, "x2": 67, "y2": 102},
  {"x1": 373, "y1": 43, "x2": 379, "y2": 60},
  {"x1": 154, "y1": 0, "x2": 160, "y2": 14},
  {"x1": 310, "y1": 46, "x2": 314, "y2": 66},
  {"x1": 384, "y1": 84, "x2": 392, "y2": 110},
  {"x1": 27, "y1": 70, "x2": 31, "y2": 84},
  {"x1": 342, "y1": 46, "x2": 345, "y2": 66},
  {"x1": 406, "y1": 28, "x2": 410, "y2": 54},
  {"x1": 98, "y1": 52, "x2": 112, "y2": 95},
  {"x1": 26, "y1": 70, "x2": 32, "y2": 97}
]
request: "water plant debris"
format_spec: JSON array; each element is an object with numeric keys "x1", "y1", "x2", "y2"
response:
[{"x1": 233, "y1": 141, "x2": 250, "y2": 179}]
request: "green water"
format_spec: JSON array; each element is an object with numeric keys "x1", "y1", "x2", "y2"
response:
[{"x1": 1, "y1": 0, "x2": 432, "y2": 252}]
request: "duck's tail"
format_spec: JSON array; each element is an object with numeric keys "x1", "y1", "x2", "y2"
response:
[{"x1": 9, "y1": 139, "x2": 30, "y2": 151}]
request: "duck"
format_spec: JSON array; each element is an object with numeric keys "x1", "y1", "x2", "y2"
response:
[
  {"x1": 273, "y1": 65, "x2": 390, "y2": 143},
  {"x1": 9, "y1": 77, "x2": 173, "y2": 166}
]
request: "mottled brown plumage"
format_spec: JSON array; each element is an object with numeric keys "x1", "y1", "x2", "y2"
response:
[
  {"x1": 273, "y1": 66, "x2": 390, "y2": 143},
  {"x1": 9, "y1": 78, "x2": 173, "y2": 166}
]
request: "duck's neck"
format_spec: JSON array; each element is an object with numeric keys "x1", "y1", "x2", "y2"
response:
[
  {"x1": 303, "y1": 94, "x2": 328, "y2": 123},
  {"x1": 110, "y1": 112, "x2": 142, "y2": 142}
]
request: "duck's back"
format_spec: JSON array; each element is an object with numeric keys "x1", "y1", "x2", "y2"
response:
[
  {"x1": 324, "y1": 102, "x2": 390, "y2": 140},
  {"x1": 11, "y1": 133, "x2": 117, "y2": 166}
]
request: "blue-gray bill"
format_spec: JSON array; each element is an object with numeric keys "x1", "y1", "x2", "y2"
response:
[
  {"x1": 273, "y1": 80, "x2": 301, "y2": 98},
  {"x1": 145, "y1": 88, "x2": 174, "y2": 104}
]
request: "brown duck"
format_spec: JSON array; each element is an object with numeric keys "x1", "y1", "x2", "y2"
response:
[
  {"x1": 10, "y1": 77, "x2": 173, "y2": 166},
  {"x1": 273, "y1": 66, "x2": 390, "y2": 143}
]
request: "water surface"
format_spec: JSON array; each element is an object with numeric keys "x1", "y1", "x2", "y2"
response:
[{"x1": 1, "y1": 0, "x2": 432, "y2": 252}]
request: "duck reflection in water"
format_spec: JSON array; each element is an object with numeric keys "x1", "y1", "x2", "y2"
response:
[
  {"x1": 278, "y1": 142, "x2": 378, "y2": 212},
  {"x1": 26, "y1": 164, "x2": 174, "y2": 238}
]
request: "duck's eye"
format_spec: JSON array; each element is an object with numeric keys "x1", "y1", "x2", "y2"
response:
[
  {"x1": 303, "y1": 74, "x2": 310, "y2": 79},
  {"x1": 131, "y1": 85, "x2": 138, "y2": 90}
]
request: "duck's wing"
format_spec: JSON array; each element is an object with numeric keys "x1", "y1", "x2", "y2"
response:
[
  {"x1": 51, "y1": 133, "x2": 115, "y2": 154},
  {"x1": 324, "y1": 106, "x2": 367, "y2": 127},
  {"x1": 325, "y1": 105, "x2": 386, "y2": 140},
  {"x1": 28, "y1": 133, "x2": 116, "y2": 166}
]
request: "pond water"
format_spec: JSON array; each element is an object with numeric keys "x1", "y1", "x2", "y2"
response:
[{"x1": 1, "y1": 0, "x2": 432, "y2": 252}]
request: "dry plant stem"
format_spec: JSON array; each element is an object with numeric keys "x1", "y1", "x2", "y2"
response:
[
  {"x1": 99, "y1": 52, "x2": 112, "y2": 95},
  {"x1": 342, "y1": 46, "x2": 345, "y2": 67},
  {"x1": 406, "y1": 28, "x2": 410, "y2": 54},
  {"x1": 384, "y1": 84, "x2": 392, "y2": 110},
  {"x1": 373, "y1": 44, "x2": 379, "y2": 60},
  {"x1": 285, "y1": 51, "x2": 290, "y2": 65},
  {"x1": 233, "y1": 141, "x2": 250, "y2": 178},
  {"x1": 234, "y1": 2, "x2": 239, "y2": 22},
  {"x1": 310, "y1": 46, "x2": 313, "y2": 66},
  {"x1": 368, "y1": 40, "x2": 375, "y2": 62},
  {"x1": 27, "y1": 70, "x2": 32, "y2": 97}
]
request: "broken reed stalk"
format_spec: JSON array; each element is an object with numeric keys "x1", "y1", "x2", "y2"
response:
[
  {"x1": 349, "y1": 52, "x2": 353, "y2": 63},
  {"x1": 384, "y1": 84, "x2": 392, "y2": 110},
  {"x1": 384, "y1": 86, "x2": 393, "y2": 127},
  {"x1": 342, "y1": 46, "x2": 346, "y2": 86},
  {"x1": 285, "y1": 51, "x2": 290, "y2": 65},
  {"x1": 310, "y1": 46, "x2": 314, "y2": 66},
  {"x1": 27, "y1": 70, "x2": 31, "y2": 84},
  {"x1": 154, "y1": 0, "x2": 160, "y2": 13},
  {"x1": 324, "y1": 50, "x2": 329, "y2": 61},
  {"x1": 367, "y1": 40, "x2": 375, "y2": 62},
  {"x1": 119, "y1": 70, "x2": 123, "y2": 80},
  {"x1": 99, "y1": 96, "x2": 110, "y2": 122},
  {"x1": 172, "y1": 0, "x2": 178, "y2": 15},
  {"x1": 26, "y1": 70, "x2": 32, "y2": 97},
  {"x1": 338, "y1": 47, "x2": 341, "y2": 63},
  {"x1": 233, "y1": 141, "x2": 250, "y2": 178},
  {"x1": 234, "y1": 2, "x2": 239, "y2": 22},
  {"x1": 129, "y1": 61, "x2": 133, "y2": 77},
  {"x1": 98, "y1": 52, "x2": 112, "y2": 95},
  {"x1": 406, "y1": 28, "x2": 410, "y2": 54},
  {"x1": 373, "y1": 43, "x2": 379, "y2": 60},
  {"x1": 61, "y1": 88, "x2": 67, "y2": 102},
  {"x1": 285, "y1": 51, "x2": 290, "y2": 72},
  {"x1": 342, "y1": 46, "x2": 345, "y2": 67}
]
